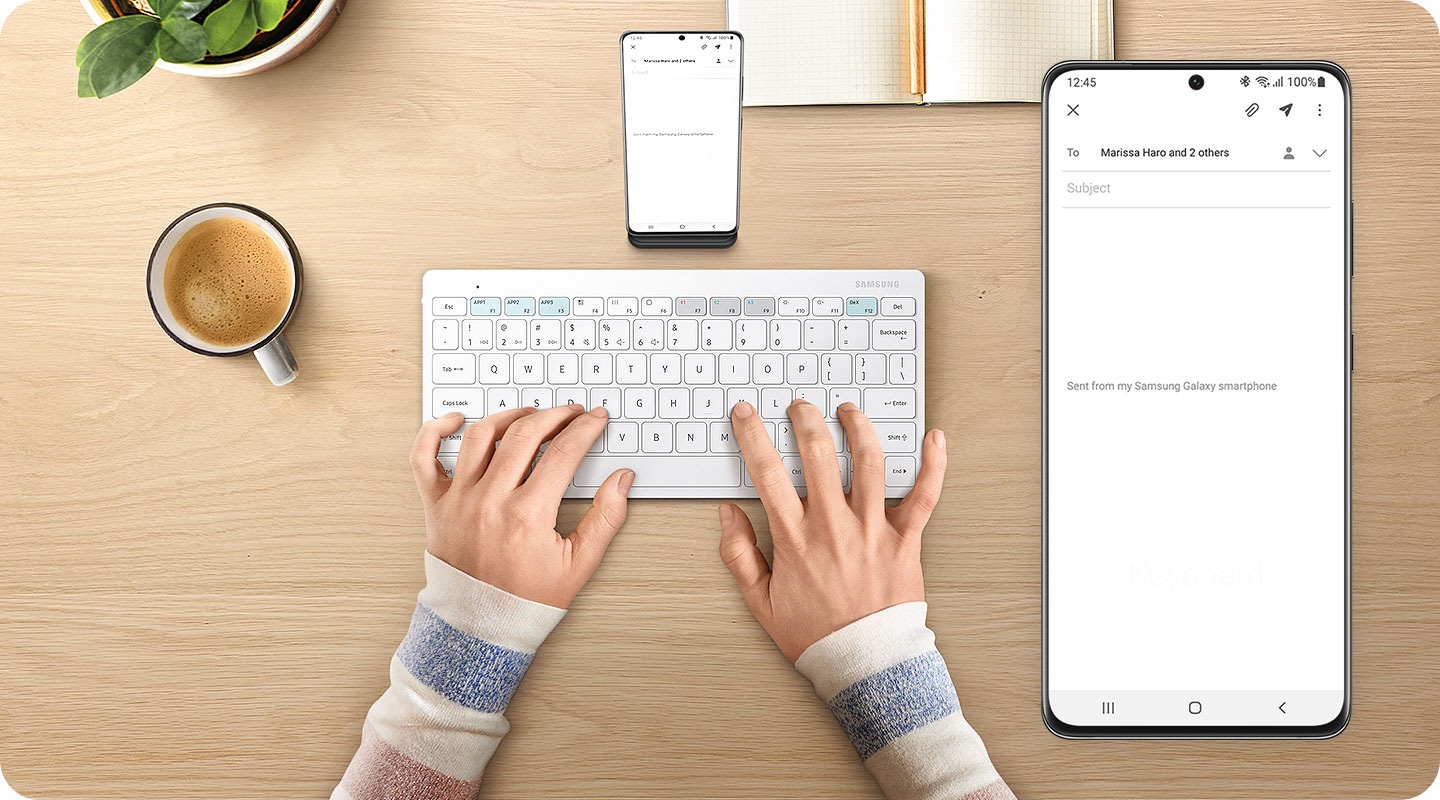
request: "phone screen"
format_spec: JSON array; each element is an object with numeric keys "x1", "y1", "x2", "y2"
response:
[
  {"x1": 621, "y1": 32, "x2": 742, "y2": 236},
  {"x1": 1044, "y1": 64, "x2": 1349, "y2": 734}
]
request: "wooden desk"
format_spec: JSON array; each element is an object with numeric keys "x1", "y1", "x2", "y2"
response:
[{"x1": 2, "y1": 1, "x2": 1437, "y2": 797}]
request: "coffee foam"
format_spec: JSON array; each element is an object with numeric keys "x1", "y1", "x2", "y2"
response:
[{"x1": 164, "y1": 218, "x2": 292, "y2": 349}]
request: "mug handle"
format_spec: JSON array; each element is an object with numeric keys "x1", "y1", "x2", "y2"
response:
[{"x1": 255, "y1": 334, "x2": 298, "y2": 386}]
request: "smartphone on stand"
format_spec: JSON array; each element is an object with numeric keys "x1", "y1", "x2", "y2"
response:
[{"x1": 621, "y1": 31, "x2": 742, "y2": 248}]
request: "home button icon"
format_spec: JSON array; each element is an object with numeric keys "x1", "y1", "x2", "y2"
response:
[{"x1": 1187, "y1": 701, "x2": 1203, "y2": 715}]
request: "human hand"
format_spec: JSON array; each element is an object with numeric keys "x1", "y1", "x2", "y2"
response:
[
  {"x1": 411, "y1": 405, "x2": 635, "y2": 608},
  {"x1": 718, "y1": 400, "x2": 947, "y2": 662}
]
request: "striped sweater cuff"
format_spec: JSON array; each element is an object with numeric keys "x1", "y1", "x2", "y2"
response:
[
  {"x1": 795, "y1": 602, "x2": 1015, "y2": 800},
  {"x1": 334, "y1": 553, "x2": 566, "y2": 800}
]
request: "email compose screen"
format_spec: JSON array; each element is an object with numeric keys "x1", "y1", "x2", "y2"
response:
[
  {"x1": 622, "y1": 33, "x2": 741, "y2": 234},
  {"x1": 1046, "y1": 67, "x2": 1348, "y2": 729}
]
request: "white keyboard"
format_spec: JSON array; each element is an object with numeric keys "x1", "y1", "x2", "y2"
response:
[{"x1": 422, "y1": 270, "x2": 925, "y2": 498}]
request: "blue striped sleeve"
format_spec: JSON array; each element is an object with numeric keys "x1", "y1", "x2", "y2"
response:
[
  {"x1": 395, "y1": 602, "x2": 536, "y2": 713},
  {"x1": 826, "y1": 650, "x2": 961, "y2": 760}
]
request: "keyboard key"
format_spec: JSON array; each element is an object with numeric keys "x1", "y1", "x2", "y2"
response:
[
  {"x1": 710, "y1": 422, "x2": 739, "y2": 452},
  {"x1": 625, "y1": 388, "x2": 655, "y2": 419},
  {"x1": 885, "y1": 456, "x2": 917, "y2": 488},
  {"x1": 512, "y1": 353, "x2": 543, "y2": 385},
  {"x1": 771, "y1": 319, "x2": 801, "y2": 350},
  {"x1": 794, "y1": 387, "x2": 827, "y2": 409},
  {"x1": 581, "y1": 353, "x2": 613, "y2": 384},
  {"x1": 855, "y1": 353, "x2": 887, "y2": 384},
  {"x1": 504, "y1": 297, "x2": 535, "y2": 316},
  {"x1": 786, "y1": 353, "x2": 819, "y2": 385},
  {"x1": 822, "y1": 354, "x2": 852, "y2": 384},
  {"x1": 675, "y1": 297, "x2": 707, "y2": 316},
  {"x1": 889, "y1": 353, "x2": 917, "y2": 385},
  {"x1": 881, "y1": 297, "x2": 915, "y2": 316},
  {"x1": 735, "y1": 319, "x2": 766, "y2": 350},
  {"x1": 609, "y1": 297, "x2": 639, "y2": 316},
  {"x1": 591, "y1": 387, "x2": 621, "y2": 414},
  {"x1": 694, "y1": 388, "x2": 725, "y2": 419},
  {"x1": 846, "y1": 297, "x2": 878, "y2": 316},
  {"x1": 538, "y1": 297, "x2": 570, "y2": 316},
  {"x1": 607, "y1": 422, "x2": 639, "y2": 453},
  {"x1": 719, "y1": 353, "x2": 750, "y2": 384},
  {"x1": 480, "y1": 353, "x2": 512, "y2": 384},
  {"x1": 676, "y1": 422, "x2": 707, "y2": 452},
  {"x1": 702, "y1": 319, "x2": 733, "y2": 350},
  {"x1": 778, "y1": 297, "x2": 810, "y2": 316},
  {"x1": 872, "y1": 319, "x2": 917, "y2": 350},
  {"x1": 642, "y1": 297, "x2": 673, "y2": 316},
  {"x1": 566, "y1": 319, "x2": 596, "y2": 350},
  {"x1": 495, "y1": 320, "x2": 524, "y2": 350},
  {"x1": 864, "y1": 388, "x2": 917, "y2": 419},
  {"x1": 838, "y1": 320, "x2": 869, "y2": 350},
  {"x1": 462, "y1": 319, "x2": 494, "y2": 350},
  {"x1": 651, "y1": 353, "x2": 682, "y2": 385},
  {"x1": 433, "y1": 388, "x2": 484, "y2": 418},
  {"x1": 710, "y1": 297, "x2": 741, "y2": 316},
  {"x1": 685, "y1": 353, "x2": 717, "y2": 384},
  {"x1": 487, "y1": 387, "x2": 519, "y2": 414},
  {"x1": 573, "y1": 456, "x2": 742, "y2": 488},
  {"x1": 433, "y1": 353, "x2": 475, "y2": 384},
  {"x1": 873, "y1": 423, "x2": 918, "y2": 451},
  {"x1": 744, "y1": 297, "x2": 776, "y2": 316},
  {"x1": 432, "y1": 297, "x2": 466, "y2": 316},
  {"x1": 803, "y1": 320, "x2": 836, "y2": 350},
  {"x1": 522, "y1": 387, "x2": 552, "y2": 410},
  {"x1": 469, "y1": 297, "x2": 501, "y2": 316},
  {"x1": 754, "y1": 354, "x2": 785, "y2": 385},
  {"x1": 658, "y1": 388, "x2": 690, "y2": 419},
  {"x1": 531, "y1": 319, "x2": 561, "y2": 350},
  {"x1": 761, "y1": 388, "x2": 791, "y2": 419},
  {"x1": 433, "y1": 319, "x2": 458, "y2": 350},
  {"x1": 548, "y1": 353, "x2": 579, "y2": 384},
  {"x1": 633, "y1": 319, "x2": 664, "y2": 350},
  {"x1": 573, "y1": 297, "x2": 604, "y2": 316},
  {"x1": 616, "y1": 354, "x2": 647, "y2": 384},
  {"x1": 599, "y1": 319, "x2": 630, "y2": 350},
  {"x1": 437, "y1": 454, "x2": 457, "y2": 476},
  {"x1": 829, "y1": 387, "x2": 861, "y2": 417},
  {"x1": 668, "y1": 319, "x2": 699, "y2": 349},
  {"x1": 439, "y1": 423, "x2": 467, "y2": 454},
  {"x1": 555, "y1": 387, "x2": 586, "y2": 407},
  {"x1": 812, "y1": 297, "x2": 844, "y2": 317},
  {"x1": 727, "y1": 388, "x2": 759, "y2": 414},
  {"x1": 781, "y1": 456, "x2": 806, "y2": 486},
  {"x1": 642, "y1": 422, "x2": 673, "y2": 453}
]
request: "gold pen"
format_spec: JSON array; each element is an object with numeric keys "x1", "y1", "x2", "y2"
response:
[{"x1": 908, "y1": 0, "x2": 926, "y2": 95}]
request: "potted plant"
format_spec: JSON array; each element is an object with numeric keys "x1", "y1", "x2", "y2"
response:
[{"x1": 75, "y1": 0, "x2": 343, "y2": 98}]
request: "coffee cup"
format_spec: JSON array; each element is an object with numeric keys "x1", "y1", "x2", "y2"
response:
[{"x1": 147, "y1": 203, "x2": 303, "y2": 386}]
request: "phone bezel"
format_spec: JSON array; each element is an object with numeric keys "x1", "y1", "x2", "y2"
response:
[
  {"x1": 1040, "y1": 60, "x2": 1353, "y2": 739},
  {"x1": 620, "y1": 30, "x2": 743, "y2": 249}
]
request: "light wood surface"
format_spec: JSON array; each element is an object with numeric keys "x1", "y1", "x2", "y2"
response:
[{"x1": 2, "y1": 1, "x2": 1438, "y2": 798}]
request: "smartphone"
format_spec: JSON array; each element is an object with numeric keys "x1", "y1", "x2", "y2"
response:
[
  {"x1": 1042, "y1": 62, "x2": 1351, "y2": 738},
  {"x1": 621, "y1": 31, "x2": 742, "y2": 248}
]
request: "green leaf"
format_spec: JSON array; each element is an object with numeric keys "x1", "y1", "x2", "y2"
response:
[
  {"x1": 255, "y1": 0, "x2": 286, "y2": 31},
  {"x1": 150, "y1": 0, "x2": 213, "y2": 20},
  {"x1": 76, "y1": 15, "x2": 161, "y2": 98},
  {"x1": 203, "y1": 0, "x2": 257, "y2": 57},
  {"x1": 157, "y1": 16, "x2": 207, "y2": 63}
]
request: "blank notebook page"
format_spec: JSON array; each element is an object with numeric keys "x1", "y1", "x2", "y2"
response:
[
  {"x1": 924, "y1": 0, "x2": 1103, "y2": 103},
  {"x1": 729, "y1": 0, "x2": 916, "y2": 106}
]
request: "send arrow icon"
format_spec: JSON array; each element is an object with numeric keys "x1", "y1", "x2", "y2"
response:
[{"x1": 1280, "y1": 103, "x2": 1294, "y2": 117}]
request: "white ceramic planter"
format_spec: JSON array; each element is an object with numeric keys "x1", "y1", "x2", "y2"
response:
[{"x1": 80, "y1": 0, "x2": 344, "y2": 76}]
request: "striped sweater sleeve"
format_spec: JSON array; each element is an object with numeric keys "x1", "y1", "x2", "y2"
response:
[
  {"x1": 795, "y1": 602, "x2": 1016, "y2": 800},
  {"x1": 333, "y1": 552, "x2": 566, "y2": 800}
]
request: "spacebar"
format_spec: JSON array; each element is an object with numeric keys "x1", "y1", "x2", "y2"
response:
[{"x1": 573, "y1": 457, "x2": 742, "y2": 488}]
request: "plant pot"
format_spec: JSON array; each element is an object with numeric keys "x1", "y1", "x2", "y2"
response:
[{"x1": 80, "y1": 0, "x2": 344, "y2": 77}]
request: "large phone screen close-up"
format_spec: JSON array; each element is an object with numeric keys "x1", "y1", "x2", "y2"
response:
[
  {"x1": 622, "y1": 32, "x2": 741, "y2": 236},
  {"x1": 1044, "y1": 64, "x2": 1350, "y2": 736}
]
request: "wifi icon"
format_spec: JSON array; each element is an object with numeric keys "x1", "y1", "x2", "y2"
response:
[{"x1": 1256, "y1": 76, "x2": 1270, "y2": 88}]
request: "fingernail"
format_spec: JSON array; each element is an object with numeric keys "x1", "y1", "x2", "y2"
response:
[
  {"x1": 446, "y1": 411, "x2": 464, "y2": 419},
  {"x1": 838, "y1": 402, "x2": 858, "y2": 412},
  {"x1": 733, "y1": 402, "x2": 754, "y2": 419},
  {"x1": 570, "y1": 403, "x2": 585, "y2": 411},
  {"x1": 718, "y1": 503, "x2": 734, "y2": 524},
  {"x1": 934, "y1": 429, "x2": 946, "y2": 449},
  {"x1": 619, "y1": 469, "x2": 635, "y2": 493},
  {"x1": 790, "y1": 396, "x2": 809, "y2": 407},
  {"x1": 590, "y1": 406, "x2": 608, "y2": 418}
]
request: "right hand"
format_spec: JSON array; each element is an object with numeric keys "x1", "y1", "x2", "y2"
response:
[{"x1": 717, "y1": 399, "x2": 947, "y2": 663}]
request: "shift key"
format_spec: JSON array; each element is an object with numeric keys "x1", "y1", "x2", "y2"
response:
[{"x1": 864, "y1": 388, "x2": 917, "y2": 419}]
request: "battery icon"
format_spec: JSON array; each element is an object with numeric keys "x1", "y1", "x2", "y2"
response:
[{"x1": 1318, "y1": 76, "x2": 1326, "y2": 87}]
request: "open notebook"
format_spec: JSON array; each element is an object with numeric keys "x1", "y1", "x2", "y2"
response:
[{"x1": 727, "y1": 0, "x2": 1113, "y2": 106}]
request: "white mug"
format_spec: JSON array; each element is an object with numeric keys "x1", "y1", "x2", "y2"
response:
[{"x1": 147, "y1": 203, "x2": 303, "y2": 386}]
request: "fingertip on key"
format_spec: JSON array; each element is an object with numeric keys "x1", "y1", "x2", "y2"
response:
[{"x1": 732, "y1": 401, "x2": 755, "y2": 419}]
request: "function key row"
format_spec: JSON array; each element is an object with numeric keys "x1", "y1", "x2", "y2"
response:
[{"x1": 433, "y1": 296, "x2": 917, "y2": 318}]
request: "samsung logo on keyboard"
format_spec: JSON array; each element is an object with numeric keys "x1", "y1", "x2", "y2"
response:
[{"x1": 854, "y1": 280, "x2": 901, "y2": 288}]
